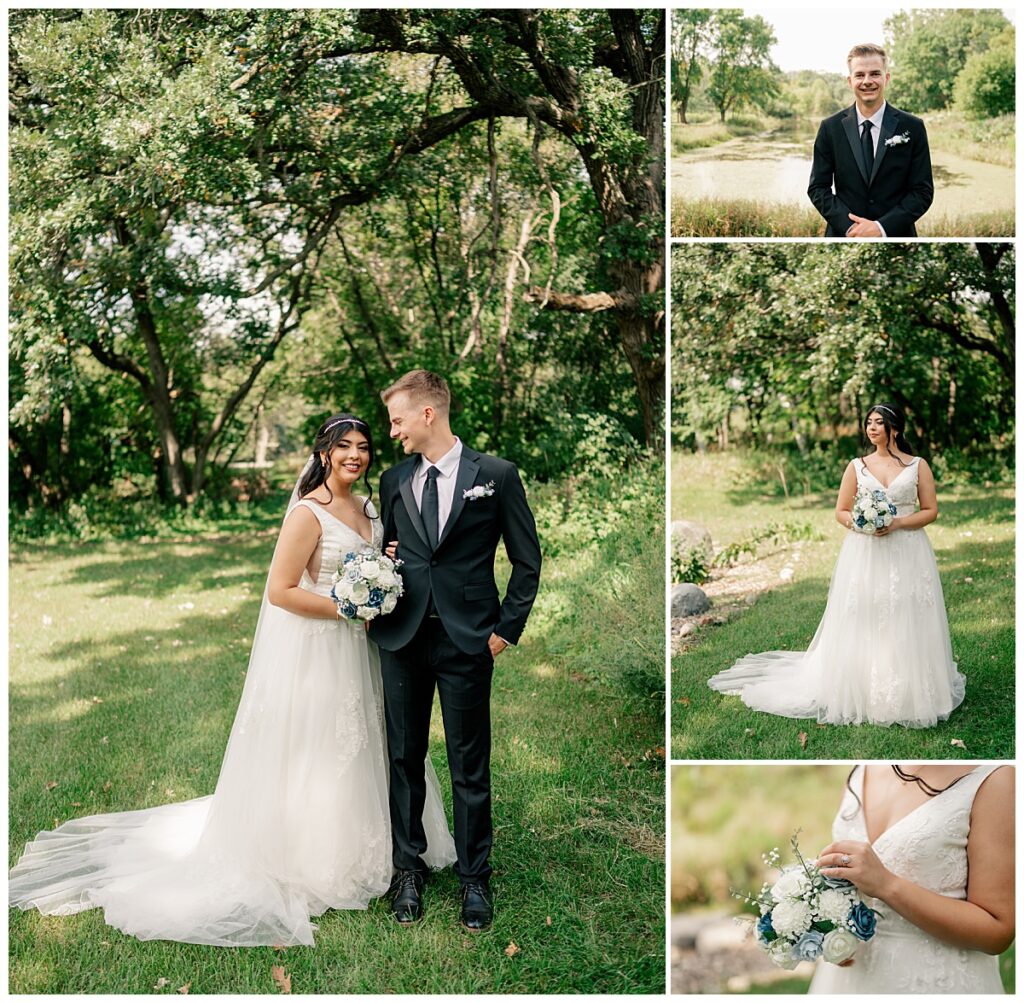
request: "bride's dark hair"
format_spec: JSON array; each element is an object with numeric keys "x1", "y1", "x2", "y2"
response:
[
  {"x1": 841, "y1": 765, "x2": 969, "y2": 819},
  {"x1": 864, "y1": 402, "x2": 915, "y2": 468},
  {"x1": 297, "y1": 413, "x2": 375, "y2": 514}
]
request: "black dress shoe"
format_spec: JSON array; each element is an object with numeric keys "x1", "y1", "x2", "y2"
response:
[
  {"x1": 460, "y1": 882, "x2": 493, "y2": 931},
  {"x1": 389, "y1": 870, "x2": 424, "y2": 925}
]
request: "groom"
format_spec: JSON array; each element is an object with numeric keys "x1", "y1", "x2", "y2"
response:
[
  {"x1": 370, "y1": 369, "x2": 542, "y2": 930},
  {"x1": 807, "y1": 43, "x2": 933, "y2": 237}
]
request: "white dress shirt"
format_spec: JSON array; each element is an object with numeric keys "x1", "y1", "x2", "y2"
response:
[
  {"x1": 853, "y1": 101, "x2": 888, "y2": 237},
  {"x1": 411, "y1": 437, "x2": 463, "y2": 539},
  {"x1": 856, "y1": 100, "x2": 886, "y2": 157}
]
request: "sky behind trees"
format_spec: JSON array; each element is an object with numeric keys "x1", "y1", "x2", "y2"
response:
[{"x1": 744, "y1": 5, "x2": 1014, "y2": 73}]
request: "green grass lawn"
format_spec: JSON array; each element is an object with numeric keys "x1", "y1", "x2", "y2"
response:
[
  {"x1": 9, "y1": 505, "x2": 664, "y2": 993},
  {"x1": 671, "y1": 452, "x2": 1014, "y2": 760}
]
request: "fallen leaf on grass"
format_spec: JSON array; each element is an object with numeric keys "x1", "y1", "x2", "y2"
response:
[
  {"x1": 569, "y1": 672, "x2": 588, "y2": 683},
  {"x1": 504, "y1": 941, "x2": 520, "y2": 957},
  {"x1": 91, "y1": 695, "x2": 104, "y2": 704},
  {"x1": 71, "y1": 801, "x2": 82, "y2": 807},
  {"x1": 103, "y1": 781, "x2": 113, "y2": 792},
  {"x1": 677, "y1": 697, "x2": 691, "y2": 707},
  {"x1": 798, "y1": 731, "x2": 808, "y2": 750},
  {"x1": 744, "y1": 728, "x2": 755, "y2": 737},
  {"x1": 545, "y1": 916, "x2": 552, "y2": 926},
  {"x1": 154, "y1": 977, "x2": 170, "y2": 989},
  {"x1": 45, "y1": 781, "x2": 58, "y2": 791},
  {"x1": 177, "y1": 983, "x2": 191, "y2": 995},
  {"x1": 271, "y1": 966, "x2": 291, "y2": 994},
  {"x1": 950, "y1": 738, "x2": 966, "y2": 749}
]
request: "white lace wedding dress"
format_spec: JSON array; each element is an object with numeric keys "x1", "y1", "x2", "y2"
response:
[
  {"x1": 9, "y1": 498, "x2": 456, "y2": 946},
  {"x1": 708, "y1": 457, "x2": 965, "y2": 727},
  {"x1": 809, "y1": 765, "x2": 1006, "y2": 994}
]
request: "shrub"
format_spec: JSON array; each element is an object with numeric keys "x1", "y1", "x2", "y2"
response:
[{"x1": 954, "y1": 31, "x2": 1015, "y2": 120}]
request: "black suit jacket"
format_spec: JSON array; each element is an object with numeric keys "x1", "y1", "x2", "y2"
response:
[
  {"x1": 807, "y1": 103, "x2": 933, "y2": 237},
  {"x1": 369, "y1": 446, "x2": 542, "y2": 655}
]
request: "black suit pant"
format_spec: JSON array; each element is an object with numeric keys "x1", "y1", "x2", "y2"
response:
[{"x1": 379, "y1": 615, "x2": 493, "y2": 886}]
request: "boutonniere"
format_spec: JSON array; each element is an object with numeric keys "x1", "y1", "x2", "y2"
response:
[
  {"x1": 463, "y1": 481, "x2": 495, "y2": 501},
  {"x1": 884, "y1": 132, "x2": 910, "y2": 148}
]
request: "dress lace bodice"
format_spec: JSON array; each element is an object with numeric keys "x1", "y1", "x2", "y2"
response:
[
  {"x1": 809, "y1": 765, "x2": 1005, "y2": 993},
  {"x1": 856, "y1": 457, "x2": 920, "y2": 517},
  {"x1": 292, "y1": 498, "x2": 382, "y2": 598}
]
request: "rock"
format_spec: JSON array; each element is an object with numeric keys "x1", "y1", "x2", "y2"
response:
[
  {"x1": 672, "y1": 583, "x2": 710, "y2": 618},
  {"x1": 695, "y1": 916, "x2": 750, "y2": 952},
  {"x1": 671, "y1": 519, "x2": 713, "y2": 558},
  {"x1": 671, "y1": 909, "x2": 729, "y2": 950}
]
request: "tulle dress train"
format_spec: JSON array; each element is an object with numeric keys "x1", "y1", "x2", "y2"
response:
[
  {"x1": 708, "y1": 458, "x2": 965, "y2": 727},
  {"x1": 9, "y1": 500, "x2": 456, "y2": 945}
]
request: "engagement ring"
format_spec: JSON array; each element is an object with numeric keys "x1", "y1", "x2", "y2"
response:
[{"x1": 841, "y1": 854, "x2": 851, "y2": 867}]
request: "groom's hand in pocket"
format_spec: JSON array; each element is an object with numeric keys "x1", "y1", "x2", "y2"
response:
[{"x1": 487, "y1": 633, "x2": 508, "y2": 659}]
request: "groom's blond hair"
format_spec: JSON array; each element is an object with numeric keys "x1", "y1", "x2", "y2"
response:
[
  {"x1": 847, "y1": 43, "x2": 887, "y2": 70},
  {"x1": 381, "y1": 369, "x2": 451, "y2": 417}
]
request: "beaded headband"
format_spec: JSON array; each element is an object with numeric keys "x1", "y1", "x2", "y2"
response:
[
  {"x1": 322, "y1": 417, "x2": 368, "y2": 433},
  {"x1": 868, "y1": 404, "x2": 898, "y2": 419}
]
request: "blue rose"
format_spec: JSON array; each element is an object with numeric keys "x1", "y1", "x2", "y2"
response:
[
  {"x1": 792, "y1": 929, "x2": 824, "y2": 961},
  {"x1": 847, "y1": 902, "x2": 877, "y2": 941},
  {"x1": 757, "y1": 911, "x2": 777, "y2": 943}
]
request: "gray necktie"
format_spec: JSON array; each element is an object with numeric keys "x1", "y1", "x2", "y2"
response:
[
  {"x1": 422, "y1": 466, "x2": 440, "y2": 549},
  {"x1": 861, "y1": 120, "x2": 874, "y2": 178}
]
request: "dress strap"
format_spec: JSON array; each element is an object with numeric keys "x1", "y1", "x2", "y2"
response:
[{"x1": 289, "y1": 499, "x2": 328, "y2": 526}]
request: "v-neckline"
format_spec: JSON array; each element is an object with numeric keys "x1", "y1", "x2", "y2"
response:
[
  {"x1": 859, "y1": 765, "x2": 982, "y2": 846},
  {"x1": 861, "y1": 456, "x2": 917, "y2": 491},
  {"x1": 305, "y1": 499, "x2": 375, "y2": 547}
]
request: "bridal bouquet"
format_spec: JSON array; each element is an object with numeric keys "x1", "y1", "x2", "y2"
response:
[
  {"x1": 850, "y1": 487, "x2": 897, "y2": 535},
  {"x1": 735, "y1": 832, "x2": 878, "y2": 969},
  {"x1": 331, "y1": 548, "x2": 404, "y2": 622}
]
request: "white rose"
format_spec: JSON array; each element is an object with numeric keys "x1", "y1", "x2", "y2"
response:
[
  {"x1": 377, "y1": 569, "x2": 396, "y2": 588},
  {"x1": 772, "y1": 866, "x2": 812, "y2": 902},
  {"x1": 817, "y1": 888, "x2": 854, "y2": 926},
  {"x1": 770, "y1": 898, "x2": 812, "y2": 938},
  {"x1": 335, "y1": 580, "x2": 354, "y2": 601},
  {"x1": 382, "y1": 592, "x2": 398, "y2": 614},
  {"x1": 350, "y1": 582, "x2": 370, "y2": 605},
  {"x1": 359, "y1": 559, "x2": 381, "y2": 580},
  {"x1": 356, "y1": 605, "x2": 378, "y2": 620},
  {"x1": 881, "y1": 510, "x2": 893, "y2": 526},
  {"x1": 821, "y1": 927, "x2": 859, "y2": 965},
  {"x1": 766, "y1": 938, "x2": 799, "y2": 970}
]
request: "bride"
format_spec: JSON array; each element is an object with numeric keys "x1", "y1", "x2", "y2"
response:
[
  {"x1": 708, "y1": 403, "x2": 965, "y2": 727},
  {"x1": 9, "y1": 413, "x2": 456, "y2": 946},
  {"x1": 809, "y1": 763, "x2": 1014, "y2": 994}
]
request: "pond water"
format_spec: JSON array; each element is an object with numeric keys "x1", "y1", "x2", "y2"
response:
[{"x1": 671, "y1": 129, "x2": 1015, "y2": 226}]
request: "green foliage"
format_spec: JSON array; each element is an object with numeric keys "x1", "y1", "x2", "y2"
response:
[
  {"x1": 672, "y1": 243, "x2": 1015, "y2": 473},
  {"x1": 672, "y1": 545, "x2": 711, "y2": 587},
  {"x1": 885, "y1": 8, "x2": 1013, "y2": 112},
  {"x1": 924, "y1": 110, "x2": 1015, "y2": 168},
  {"x1": 670, "y1": 9, "x2": 714, "y2": 123},
  {"x1": 954, "y1": 28, "x2": 1016, "y2": 120},
  {"x1": 714, "y1": 521, "x2": 821, "y2": 568},
  {"x1": 704, "y1": 11, "x2": 780, "y2": 122},
  {"x1": 9, "y1": 8, "x2": 665, "y2": 514}
]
